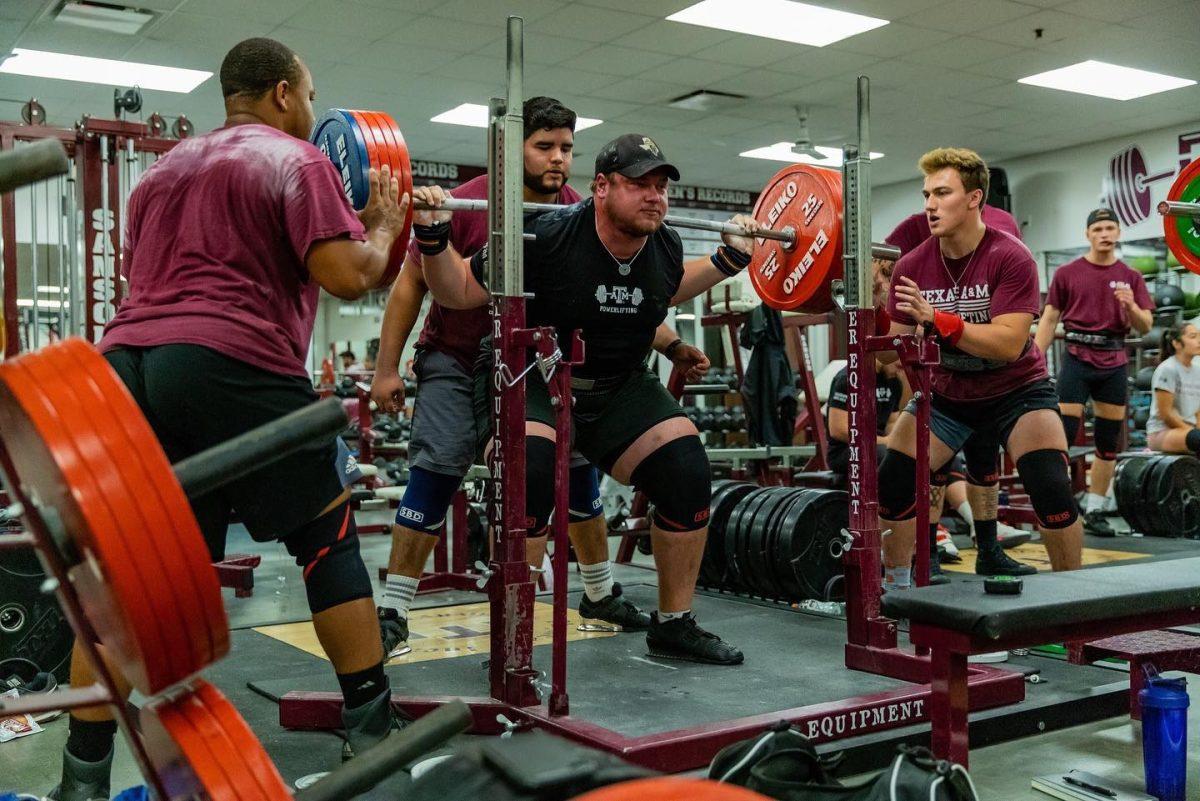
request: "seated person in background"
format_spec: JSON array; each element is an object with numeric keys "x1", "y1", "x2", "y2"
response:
[
  {"x1": 1148, "y1": 323, "x2": 1200, "y2": 456},
  {"x1": 824, "y1": 359, "x2": 901, "y2": 477},
  {"x1": 339, "y1": 349, "x2": 364, "y2": 371}
]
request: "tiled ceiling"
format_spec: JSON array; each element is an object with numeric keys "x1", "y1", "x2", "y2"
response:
[{"x1": 1, "y1": 0, "x2": 1198, "y2": 189}]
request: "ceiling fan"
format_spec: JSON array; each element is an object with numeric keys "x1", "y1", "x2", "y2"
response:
[{"x1": 789, "y1": 105, "x2": 826, "y2": 160}]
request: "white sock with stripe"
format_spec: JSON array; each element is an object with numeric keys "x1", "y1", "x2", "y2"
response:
[
  {"x1": 382, "y1": 574, "x2": 419, "y2": 618},
  {"x1": 578, "y1": 561, "x2": 614, "y2": 602}
]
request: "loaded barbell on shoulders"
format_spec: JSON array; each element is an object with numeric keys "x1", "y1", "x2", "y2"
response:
[{"x1": 311, "y1": 107, "x2": 900, "y2": 312}]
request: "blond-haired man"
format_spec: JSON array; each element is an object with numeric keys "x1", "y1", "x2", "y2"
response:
[{"x1": 877, "y1": 148, "x2": 1084, "y2": 588}]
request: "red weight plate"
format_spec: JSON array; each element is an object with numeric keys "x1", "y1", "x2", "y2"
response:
[
  {"x1": 749, "y1": 164, "x2": 843, "y2": 312},
  {"x1": 143, "y1": 696, "x2": 240, "y2": 801},
  {"x1": 195, "y1": 681, "x2": 292, "y2": 801},
  {"x1": 360, "y1": 111, "x2": 399, "y2": 175},
  {"x1": 1164, "y1": 156, "x2": 1200, "y2": 276},
  {"x1": 14, "y1": 354, "x2": 199, "y2": 692},
  {"x1": 808, "y1": 166, "x2": 845, "y2": 307},
  {"x1": 59, "y1": 340, "x2": 228, "y2": 665},
  {"x1": 349, "y1": 110, "x2": 384, "y2": 171},
  {"x1": 43, "y1": 345, "x2": 213, "y2": 674},
  {"x1": 376, "y1": 110, "x2": 415, "y2": 267},
  {"x1": 359, "y1": 110, "x2": 409, "y2": 286},
  {"x1": 177, "y1": 688, "x2": 269, "y2": 801},
  {"x1": 0, "y1": 357, "x2": 173, "y2": 693}
]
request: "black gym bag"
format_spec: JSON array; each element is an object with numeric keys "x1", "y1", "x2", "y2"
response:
[
  {"x1": 708, "y1": 721, "x2": 978, "y2": 801},
  {"x1": 406, "y1": 730, "x2": 655, "y2": 801}
]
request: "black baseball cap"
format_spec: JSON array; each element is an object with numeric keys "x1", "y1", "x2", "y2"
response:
[
  {"x1": 1086, "y1": 208, "x2": 1119, "y2": 228},
  {"x1": 594, "y1": 133, "x2": 680, "y2": 181}
]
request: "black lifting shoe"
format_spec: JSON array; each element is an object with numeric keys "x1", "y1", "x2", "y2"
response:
[
  {"x1": 927, "y1": 550, "x2": 952, "y2": 586},
  {"x1": 378, "y1": 607, "x2": 412, "y2": 660},
  {"x1": 975, "y1": 547, "x2": 1038, "y2": 577},
  {"x1": 578, "y1": 582, "x2": 652, "y2": 632},
  {"x1": 1082, "y1": 510, "x2": 1118, "y2": 538},
  {"x1": 646, "y1": 612, "x2": 744, "y2": 665}
]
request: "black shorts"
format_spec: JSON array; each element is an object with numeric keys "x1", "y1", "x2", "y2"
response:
[
  {"x1": 1056, "y1": 351, "x2": 1128, "y2": 407},
  {"x1": 927, "y1": 378, "x2": 1061, "y2": 460},
  {"x1": 474, "y1": 365, "x2": 686, "y2": 474},
  {"x1": 105, "y1": 344, "x2": 343, "y2": 560}
]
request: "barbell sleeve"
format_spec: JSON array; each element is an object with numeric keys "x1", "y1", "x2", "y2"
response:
[
  {"x1": 172, "y1": 396, "x2": 348, "y2": 499},
  {"x1": 417, "y1": 197, "x2": 902, "y2": 260},
  {"x1": 0, "y1": 138, "x2": 70, "y2": 195},
  {"x1": 1158, "y1": 200, "x2": 1200, "y2": 220}
]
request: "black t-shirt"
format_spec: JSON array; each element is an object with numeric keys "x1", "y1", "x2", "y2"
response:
[
  {"x1": 825, "y1": 366, "x2": 902, "y2": 466},
  {"x1": 471, "y1": 198, "x2": 684, "y2": 378}
]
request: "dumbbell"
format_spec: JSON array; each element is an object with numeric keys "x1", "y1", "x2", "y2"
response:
[{"x1": 1132, "y1": 406, "x2": 1151, "y2": 430}]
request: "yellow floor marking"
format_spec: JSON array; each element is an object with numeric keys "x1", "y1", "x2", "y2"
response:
[
  {"x1": 943, "y1": 543, "x2": 1149, "y2": 573},
  {"x1": 254, "y1": 601, "x2": 616, "y2": 665}
]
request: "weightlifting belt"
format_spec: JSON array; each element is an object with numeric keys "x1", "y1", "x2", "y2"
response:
[
  {"x1": 570, "y1": 372, "x2": 629, "y2": 395},
  {"x1": 1064, "y1": 329, "x2": 1125, "y2": 351},
  {"x1": 938, "y1": 351, "x2": 1008, "y2": 372}
]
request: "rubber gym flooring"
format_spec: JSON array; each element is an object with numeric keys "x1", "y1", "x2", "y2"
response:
[{"x1": 6, "y1": 512, "x2": 1200, "y2": 798}]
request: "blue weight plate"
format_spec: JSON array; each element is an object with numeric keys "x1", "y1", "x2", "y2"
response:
[{"x1": 310, "y1": 109, "x2": 371, "y2": 210}]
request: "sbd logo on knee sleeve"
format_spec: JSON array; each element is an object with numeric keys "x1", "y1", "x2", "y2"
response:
[{"x1": 398, "y1": 506, "x2": 425, "y2": 524}]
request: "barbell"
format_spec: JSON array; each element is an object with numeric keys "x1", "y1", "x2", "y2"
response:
[
  {"x1": 311, "y1": 107, "x2": 900, "y2": 312},
  {"x1": 1156, "y1": 155, "x2": 1200, "y2": 276}
]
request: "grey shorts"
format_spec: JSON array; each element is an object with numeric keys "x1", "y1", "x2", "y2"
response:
[{"x1": 409, "y1": 349, "x2": 480, "y2": 477}]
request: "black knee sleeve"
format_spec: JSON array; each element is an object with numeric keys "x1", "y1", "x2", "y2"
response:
[
  {"x1": 1060, "y1": 414, "x2": 1082, "y2": 448},
  {"x1": 631, "y1": 436, "x2": 711, "y2": 532},
  {"x1": 878, "y1": 450, "x2": 917, "y2": 520},
  {"x1": 525, "y1": 436, "x2": 556, "y2": 532},
  {"x1": 285, "y1": 500, "x2": 372, "y2": 614},
  {"x1": 1188, "y1": 429, "x2": 1200, "y2": 455},
  {"x1": 962, "y1": 439, "x2": 1000, "y2": 486},
  {"x1": 1015, "y1": 449, "x2": 1078, "y2": 530},
  {"x1": 1092, "y1": 417, "x2": 1122, "y2": 461}
]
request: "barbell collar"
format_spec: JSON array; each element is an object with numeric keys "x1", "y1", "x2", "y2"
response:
[
  {"x1": 1158, "y1": 200, "x2": 1200, "y2": 220},
  {"x1": 417, "y1": 197, "x2": 901, "y2": 260},
  {"x1": 172, "y1": 396, "x2": 348, "y2": 499}
]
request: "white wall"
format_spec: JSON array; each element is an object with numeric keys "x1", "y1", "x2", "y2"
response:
[{"x1": 873, "y1": 120, "x2": 1200, "y2": 262}]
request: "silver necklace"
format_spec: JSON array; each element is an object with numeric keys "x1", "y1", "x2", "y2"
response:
[
  {"x1": 600, "y1": 238, "x2": 644, "y2": 277},
  {"x1": 939, "y1": 238, "x2": 981, "y2": 310}
]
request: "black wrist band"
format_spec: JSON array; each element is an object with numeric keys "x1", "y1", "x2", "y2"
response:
[
  {"x1": 722, "y1": 245, "x2": 752, "y2": 268},
  {"x1": 711, "y1": 245, "x2": 751, "y2": 277},
  {"x1": 664, "y1": 338, "x2": 683, "y2": 359},
  {"x1": 414, "y1": 221, "x2": 450, "y2": 255}
]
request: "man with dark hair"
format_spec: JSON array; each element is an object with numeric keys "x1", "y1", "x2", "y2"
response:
[
  {"x1": 878, "y1": 148, "x2": 1083, "y2": 594},
  {"x1": 417, "y1": 133, "x2": 757, "y2": 665},
  {"x1": 371, "y1": 101, "x2": 707, "y2": 659},
  {"x1": 1035, "y1": 209, "x2": 1153, "y2": 536},
  {"x1": 50, "y1": 37, "x2": 409, "y2": 800}
]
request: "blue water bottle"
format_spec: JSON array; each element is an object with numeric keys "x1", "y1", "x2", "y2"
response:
[{"x1": 1140, "y1": 665, "x2": 1188, "y2": 801}]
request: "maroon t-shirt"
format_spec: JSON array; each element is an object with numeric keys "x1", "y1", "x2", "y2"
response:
[
  {"x1": 100, "y1": 124, "x2": 364, "y2": 377},
  {"x1": 885, "y1": 205, "x2": 1020, "y2": 256},
  {"x1": 888, "y1": 227, "x2": 1046, "y2": 402},
  {"x1": 411, "y1": 175, "x2": 582, "y2": 370},
  {"x1": 1045, "y1": 257, "x2": 1153, "y2": 369}
]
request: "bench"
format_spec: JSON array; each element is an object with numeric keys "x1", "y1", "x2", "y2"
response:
[
  {"x1": 881, "y1": 557, "x2": 1200, "y2": 766},
  {"x1": 1068, "y1": 630, "x2": 1200, "y2": 720}
]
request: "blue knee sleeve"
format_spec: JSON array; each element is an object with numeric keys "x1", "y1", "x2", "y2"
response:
[
  {"x1": 568, "y1": 464, "x2": 603, "y2": 522},
  {"x1": 631, "y1": 436, "x2": 711, "y2": 532},
  {"x1": 286, "y1": 500, "x2": 372, "y2": 614},
  {"x1": 395, "y1": 466, "x2": 461, "y2": 534}
]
